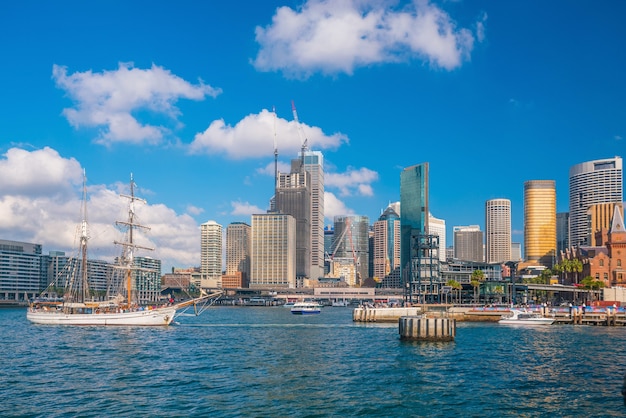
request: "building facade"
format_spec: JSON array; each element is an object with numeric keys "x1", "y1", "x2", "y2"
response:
[
  {"x1": 200, "y1": 220, "x2": 223, "y2": 288},
  {"x1": 524, "y1": 180, "x2": 557, "y2": 267},
  {"x1": 485, "y1": 198, "x2": 511, "y2": 263},
  {"x1": 0, "y1": 239, "x2": 43, "y2": 301},
  {"x1": 453, "y1": 225, "x2": 484, "y2": 262},
  {"x1": 372, "y1": 207, "x2": 401, "y2": 286},
  {"x1": 428, "y1": 213, "x2": 446, "y2": 262},
  {"x1": 133, "y1": 256, "x2": 162, "y2": 303},
  {"x1": 301, "y1": 150, "x2": 325, "y2": 281},
  {"x1": 400, "y1": 163, "x2": 429, "y2": 283},
  {"x1": 250, "y1": 213, "x2": 296, "y2": 288},
  {"x1": 331, "y1": 215, "x2": 370, "y2": 286},
  {"x1": 225, "y1": 222, "x2": 251, "y2": 281},
  {"x1": 569, "y1": 156, "x2": 623, "y2": 247},
  {"x1": 556, "y1": 212, "x2": 569, "y2": 253},
  {"x1": 276, "y1": 166, "x2": 311, "y2": 281},
  {"x1": 563, "y1": 205, "x2": 626, "y2": 287}
]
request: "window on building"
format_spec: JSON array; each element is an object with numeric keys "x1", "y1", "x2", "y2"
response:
[
  {"x1": 618, "y1": 259, "x2": 622, "y2": 267},
  {"x1": 596, "y1": 273, "x2": 600, "y2": 280},
  {"x1": 599, "y1": 259, "x2": 604, "y2": 267},
  {"x1": 604, "y1": 273, "x2": 609, "y2": 281}
]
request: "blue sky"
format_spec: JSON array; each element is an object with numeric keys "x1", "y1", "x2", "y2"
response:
[{"x1": 1, "y1": 1, "x2": 624, "y2": 271}]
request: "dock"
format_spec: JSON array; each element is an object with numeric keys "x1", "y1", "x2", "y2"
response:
[{"x1": 353, "y1": 305, "x2": 626, "y2": 326}]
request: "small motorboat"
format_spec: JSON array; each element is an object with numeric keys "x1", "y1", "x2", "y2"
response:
[{"x1": 499, "y1": 309, "x2": 554, "y2": 325}]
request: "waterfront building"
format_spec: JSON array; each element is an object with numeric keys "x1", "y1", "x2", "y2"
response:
[
  {"x1": 428, "y1": 213, "x2": 446, "y2": 262},
  {"x1": 250, "y1": 213, "x2": 296, "y2": 288},
  {"x1": 133, "y1": 256, "x2": 162, "y2": 303},
  {"x1": 276, "y1": 165, "x2": 311, "y2": 282},
  {"x1": 563, "y1": 205, "x2": 626, "y2": 287},
  {"x1": 453, "y1": 225, "x2": 484, "y2": 262},
  {"x1": 524, "y1": 180, "x2": 557, "y2": 268},
  {"x1": 200, "y1": 220, "x2": 223, "y2": 289},
  {"x1": 485, "y1": 199, "x2": 511, "y2": 263},
  {"x1": 161, "y1": 267, "x2": 196, "y2": 292},
  {"x1": 331, "y1": 215, "x2": 370, "y2": 286},
  {"x1": 569, "y1": 156, "x2": 623, "y2": 247},
  {"x1": 400, "y1": 163, "x2": 429, "y2": 281},
  {"x1": 300, "y1": 150, "x2": 325, "y2": 281},
  {"x1": 557, "y1": 212, "x2": 569, "y2": 253},
  {"x1": 225, "y1": 222, "x2": 251, "y2": 283},
  {"x1": 400, "y1": 163, "x2": 442, "y2": 302},
  {"x1": 589, "y1": 202, "x2": 624, "y2": 240},
  {"x1": 0, "y1": 239, "x2": 43, "y2": 301},
  {"x1": 373, "y1": 206, "x2": 401, "y2": 287}
]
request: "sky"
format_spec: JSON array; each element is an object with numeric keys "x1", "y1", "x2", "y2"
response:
[{"x1": 0, "y1": 0, "x2": 624, "y2": 272}]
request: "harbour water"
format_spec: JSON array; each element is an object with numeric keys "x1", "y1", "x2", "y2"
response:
[{"x1": 2, "y1": 306, "x2": 626, "y2": 417}]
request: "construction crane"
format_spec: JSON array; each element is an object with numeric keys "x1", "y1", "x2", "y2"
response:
[
  {"x1": 291, "y1": 100, "x2": 308, "y2": 170},
  {"x1": 272, "y1": 106, "x2": 278, "y2": 186}
]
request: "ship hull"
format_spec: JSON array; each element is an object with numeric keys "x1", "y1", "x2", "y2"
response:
[{"x1": 27, "y1": 307, "x2": 177, "y2": 326}]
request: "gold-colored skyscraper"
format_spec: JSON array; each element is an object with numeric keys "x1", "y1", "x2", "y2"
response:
[{"x1": 524, "y1": 180, "x2": 556, "y2": 267}]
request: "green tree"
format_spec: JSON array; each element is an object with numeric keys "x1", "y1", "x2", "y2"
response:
[
  {"x1": 580, "y1": 276, "x2": 605, "y2": 290},
  {"x1": 570, "y1": 259, "x2": 583, "y2": 284},
  {"x1": 447, "y1": 280, "x2": 462, "y2": 304},
  {"x1": 552, "y1": 262, "x2": 563, "y2": 284},
  {"x1": 470, "y1": 270, "x2": 485, "y2": 304}
]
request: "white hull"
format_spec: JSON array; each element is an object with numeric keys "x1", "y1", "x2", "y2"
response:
[
  {"x1": 27, "y1": 307, "x2": 177, "y2": 326},
  {"x1": 291, "y1": 302, "x2": 321, "y2": 315},
  {"x1": 498, "y1": 318, "x2": 554, "y2": 325},
  {"x1": 499, "y1": 309, "x2": 554, "y2": 325}
]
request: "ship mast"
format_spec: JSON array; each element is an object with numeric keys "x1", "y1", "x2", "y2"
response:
[
  {"x1": 79, "y1": 170, "x2": 90, "y2": 303},
  {"x1": 114, "y1": 174, "x2": 153, "y2": 308}
]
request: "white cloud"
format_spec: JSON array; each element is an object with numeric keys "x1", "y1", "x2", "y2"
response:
[
  {"x1": 189, "y1": 108, "x2": 347, "y2": 159},
  {"x1": 0, "y1": 147, "x2": 201, "y2": 271},
  {"x1": 186, "y1": 205, "x2": 205, "y2": 216},
  {"x1": 325, "y1": 167, "x2": 379, "y2": 197},
  {"x1": 0, "y1": 147, "x2": 83, "y2": 197},
  {"x1": 231, "y1": 201, "x2": 265, "y2": 216},
  {"x1": 253, "y1": 0, "x2": 477, "y2": 77},
  {"x1": 257, "y1": 160, "x2": 292, "y2": 176},
  {"x1": 53, "y1": 63, "x2": 221, "y2": 146},
  {"x1": 476, "y1": 12, "x2": 488, "y2": 43},
  {"x1": 324, "y1": 191, "x2": 354, "y2": 221}
]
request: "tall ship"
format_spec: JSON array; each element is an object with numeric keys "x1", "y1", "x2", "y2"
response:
[{"x1": 27, "y1": 173, "x2": 221, "y2": 326}]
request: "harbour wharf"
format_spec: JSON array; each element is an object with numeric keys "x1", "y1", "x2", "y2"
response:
[{"x1": 353, "y1": 305, "x2": 626, "y2": 326}]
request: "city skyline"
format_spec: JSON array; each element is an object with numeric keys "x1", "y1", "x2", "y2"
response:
[{"x1": 0, "y1": 1, "x2": 625, "y2": 271}]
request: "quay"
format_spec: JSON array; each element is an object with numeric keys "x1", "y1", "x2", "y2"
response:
[{"x1": 354, "y1": 304, "x2": 626, "y2": 326}]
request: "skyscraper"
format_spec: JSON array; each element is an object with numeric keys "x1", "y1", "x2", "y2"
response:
[
  {"x1": 275, "y1": 166, "x2": 311, "y2": 281},
  {"x1": 524, "y1": 180, "x2": 556, "y2": 267},
  {"x1": 400, "y1": 163, "x2": 429, "y2": 279},
  {"x1": 569, "y1": 156, "x2": 623, "y2": 247},
  {"x1": 250, "y1": 213, "x2": 296, "y2": 288},
  {"x1": 226, "y1": 222, "x2": 251, "y2": 278},
  {"x1": 485, "y1": 199, "x2": 511, "y2": 263},
  {"x1": 556, "y1": 212, "x2": 569, "y2": 253},
  {"x1": 588, "y1": 202, "x2": 625, "y2": 245},
  {"x1": 301, "y1": 150, "x2": 325, "y2": 280},
  {"x1": 373, "y1": 206, "x2": 401, "y2": 285},
  {"x1": 331, "y1": 215, "x2": 370, "y2": 285},
  {"x1": 428, "y1": 213, "x2": 446, "y2": 262},
  {"x1": 453, "y1": 225, "x2": 484, "y2": 262},
  {"x1": 200, "y1": 220, "x2": 222, "y2": 288}
]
